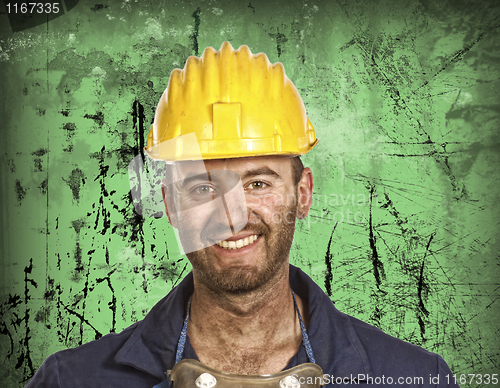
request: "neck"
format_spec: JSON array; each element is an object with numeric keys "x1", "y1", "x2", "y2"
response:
[{"x1": 186, "y1": 263, "x2": 306, "y2": 374}]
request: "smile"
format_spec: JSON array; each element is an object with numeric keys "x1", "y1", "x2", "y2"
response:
[{"x1": 216, "y1": 235, "x2": 259, "y2": 249}]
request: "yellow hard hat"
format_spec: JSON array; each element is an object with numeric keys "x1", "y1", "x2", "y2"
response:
[{"x1": 145, "y1": 41, "x2": 318, "y2": 161}]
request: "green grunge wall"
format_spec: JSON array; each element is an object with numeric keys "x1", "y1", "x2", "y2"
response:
[{"x1": 1, "y1": 0, "x2": 499, "y2": 386}]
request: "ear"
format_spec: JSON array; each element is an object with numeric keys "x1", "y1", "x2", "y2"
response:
[
  {"x1": 161, "y1": 180, "x2": 178, "y2": 229},
  {"x1": 296, "y1": 167, "x2": 314, "y2": 219}
]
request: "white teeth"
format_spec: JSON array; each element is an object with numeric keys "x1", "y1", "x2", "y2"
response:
[{"x1": 216, "y1": 235, "x2": 259, "y2": 249}]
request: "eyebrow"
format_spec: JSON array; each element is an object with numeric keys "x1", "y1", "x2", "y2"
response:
[
  {"x1": 171, "y1": 167, "x2": 282, "y2": 188},
  {"x1": 173, "y1": 173, "x2": 210, "y2": 189},
  {"x1": 241, "y1": 167, "x2": 282, "y2": 180}
]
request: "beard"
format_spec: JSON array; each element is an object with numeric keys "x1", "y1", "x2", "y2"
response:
[{"x1": 185, "y1": 201, "x2": 298, "y2": 294}]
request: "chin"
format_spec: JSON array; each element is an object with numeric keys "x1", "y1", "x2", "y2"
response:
[{"x1": 190, "y1": 253, "x2": 287, "y2": 294}]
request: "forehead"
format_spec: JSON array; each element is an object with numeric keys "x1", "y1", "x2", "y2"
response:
[{"x1": 171, "y1": 155, "x2": 295, "y2": 180}]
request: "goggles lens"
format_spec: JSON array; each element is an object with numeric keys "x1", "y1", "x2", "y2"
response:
[{"x1": 168, "y1": 359, "x2": 325, "y2": 388}]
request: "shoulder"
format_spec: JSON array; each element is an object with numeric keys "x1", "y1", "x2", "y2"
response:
[
  {"x1": 290, "y1": 265, "x2": 457, "y2": 386},
  {"x1": 26, "y1": 273, "x2": 194, "y2": 387},
  {"x1": 25, "y1": 324, "x2": 147, "y2": 388},
  {"x1": 336, "y1": 311, "x2": 458, "y2": 386},
  {"x1": 348, "y1": 314, "x2": 437, "y2": 370}
]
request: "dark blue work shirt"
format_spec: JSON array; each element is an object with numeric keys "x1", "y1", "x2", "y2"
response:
[{"x1": 26, "y1": 265, "x2": 460, "y2": 387}]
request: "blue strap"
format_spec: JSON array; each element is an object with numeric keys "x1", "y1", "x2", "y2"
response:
[
  {"x1": 175, "y1": 297, "x2": 191, "y2": 364},
  {"x1": 153, "y1": 299, "x2": 192, "y2": 388},
  {"x1": 292, "y1": 291, "x2": 316, "y2": 364}
]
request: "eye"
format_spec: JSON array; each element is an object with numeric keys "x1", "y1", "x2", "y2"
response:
[
  {"x1": 246, "y1": 181, "x2": 268, "y2": 190},
  {"x1": 192, "y1": 185, "x2": 216, "y2": 195}
]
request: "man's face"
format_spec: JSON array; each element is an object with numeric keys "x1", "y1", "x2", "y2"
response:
[{"x1": 163, "y1": 156, "x2": 310, "y2": 293}]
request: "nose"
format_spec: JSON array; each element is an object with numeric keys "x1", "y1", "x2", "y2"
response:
[
  {"x1": 175, "y1": 197, "x2": 235, "y2": 253},
  {"x1": 221, "y1": 179, "x2": 248, "y2": 234}
]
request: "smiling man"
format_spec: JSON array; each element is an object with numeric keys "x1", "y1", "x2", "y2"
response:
[
  {"x1": 160, "y1": 155, "x2": 313, "y2": 375},
  {"x1": 26, "y1": 42, "x2": 460, "y2": 387}
]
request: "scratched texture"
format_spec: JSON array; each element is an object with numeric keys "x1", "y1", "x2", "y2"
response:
[{"x1": 0, "y1": 0, "x2": 499, "y2": 387}]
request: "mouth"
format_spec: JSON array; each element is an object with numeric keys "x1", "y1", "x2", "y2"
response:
[{"x1": 215, "y1": 234, "x2": 260, "y2": 250}]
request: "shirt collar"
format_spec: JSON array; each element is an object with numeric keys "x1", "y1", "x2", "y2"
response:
[
  {"x1": 114, "y1": 265, "x2": 372, "y2": 378},
  {"x1": 114, "y1": 272, "x2": 193, "y2": 379}
]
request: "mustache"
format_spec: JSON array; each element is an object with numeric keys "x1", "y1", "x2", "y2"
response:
[{"x1": 200, "y1": 212, "x2": 269, "y2": 242}]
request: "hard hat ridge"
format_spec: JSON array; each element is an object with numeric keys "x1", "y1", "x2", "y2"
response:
[{"x1": 145, "y1": 41, "x2": 318, "y2": 161}]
